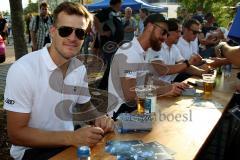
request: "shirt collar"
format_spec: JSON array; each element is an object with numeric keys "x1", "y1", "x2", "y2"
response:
[
  {"x1": 180, "y1": 36, "x2": 190, "y2": 45},
  {"x1": 132, "y1": 37, "x2": 145, "y2": 56},
  {"x1": 42, "y1": 46, "x2": 83, "y2": 72},
  {"x1": 42, "y1": 46, "x2": 58, "y2": 71},
  {"x1": 67, "y1": 57, "x2": 84, "y2": 73},
  {"x1": 162, "y1": 42, "x2": 169, "y2": 50}
]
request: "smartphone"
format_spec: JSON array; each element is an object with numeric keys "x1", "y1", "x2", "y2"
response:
[
  {"x1": 230, "y1": 105, "x2": 240, "y2": 121},
  {"x1": 181, "y1": 88, "x2": 196, "y2": 96}
]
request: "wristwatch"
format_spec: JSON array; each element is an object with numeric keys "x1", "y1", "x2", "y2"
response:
[
  {"x1": 215, "y1": 42, "x2": 225, "y2": 58},
  {"x1": 184, "y1": 60, "x2": 190, "y2": 67}
]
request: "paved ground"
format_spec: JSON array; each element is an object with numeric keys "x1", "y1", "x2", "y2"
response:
[
  {"x1": 0, "y1": 45, "x2": 16, "y2": 98},
  {"x1": 0, "y1": 43, "x2": 32, "y2": 97},
  {"x1": 0, "y1": 44, "x2": 16, "y2": 160}
]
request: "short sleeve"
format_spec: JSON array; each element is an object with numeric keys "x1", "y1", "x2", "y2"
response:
[
  {"x1": 4, "y1": 63, "x2": 33, "y2": 113},
  {"x1": 147, "y1": 49, "x2": 163, "y2": 62},
  {"x1": 113, "y1": 51, "x2": 139, "y2": 79}
]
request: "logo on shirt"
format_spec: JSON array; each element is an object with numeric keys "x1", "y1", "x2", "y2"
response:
[{"x1": 5, "y1": 98, "x2": 15, "y2": 105}]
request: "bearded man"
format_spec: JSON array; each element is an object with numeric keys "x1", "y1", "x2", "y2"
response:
[{"x1": 108, "y1": 14, "x2": 188, "y2": 120}]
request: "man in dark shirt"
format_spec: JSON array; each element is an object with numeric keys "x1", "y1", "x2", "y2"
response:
[
  {"x1": 0, "y1": 12, "x2": 8, "y2": 40},
  {"x1": 94, "y1": 0, "x2": 124, "y2": 90}
]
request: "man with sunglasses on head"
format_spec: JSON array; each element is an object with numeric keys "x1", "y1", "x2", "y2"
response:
[
  {"x1": 4, "y1": 2, "x2": 114, "y2": 160},
  {"x1": 108, "y1": 14, "x2": 189, "y2": 120}
]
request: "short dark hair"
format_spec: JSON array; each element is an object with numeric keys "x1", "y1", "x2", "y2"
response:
[
  {"x1": 144, "y1": 13, "x2": 167, "y2": 27},
  {"x1": 110, "y1": 0, "x2": 122, "y2": 6},
  {"x1": 168, "y1": 18, "x2": 179, "y2": 31},
  {"x1": 140, "y1": 8, "x2": 149, "y2": 16},
  {"x1": 183, "y1": 19, "x2": 200, "y2": 29},
  {"x1": 40, "y1": 2, "x2": 48, "y2": 9},
  {"x1": 53, "y1": 2, "x2": 91, "y2": 25}
]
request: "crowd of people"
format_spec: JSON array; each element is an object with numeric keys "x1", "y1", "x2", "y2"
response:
[{"x1": 2, "y1": 1, "x2": 240, "y2": 160}]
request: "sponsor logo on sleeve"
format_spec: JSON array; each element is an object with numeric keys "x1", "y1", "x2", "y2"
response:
[{"x1": 5, "y1": 98, "x2": 15, "y2": 105}]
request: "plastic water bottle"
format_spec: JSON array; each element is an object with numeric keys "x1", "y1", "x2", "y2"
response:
[
  {"x1": 223, "y1": 64, "x2": 232, "y2": 77},
  {"x1": 77, "y1": 146, "x2": 90, "y2": 160},
  {"x1": 145, "y1": 73, "x2": 157, "y2": 114}
]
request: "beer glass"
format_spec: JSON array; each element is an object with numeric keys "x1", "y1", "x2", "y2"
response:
[
  {"x1": 202, "y1": 74, "x2": 215, "y2": 95},
  {"x1": 135, "y1": 86, "x2": 146, "y2": 114}
]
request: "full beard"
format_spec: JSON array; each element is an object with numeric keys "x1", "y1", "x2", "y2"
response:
[{"x1": 150, "y1": 32, "x2": 162, "y2": 51}]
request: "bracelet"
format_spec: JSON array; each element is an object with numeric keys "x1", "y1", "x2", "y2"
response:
[{"x1": 184, "y1": 60, "x2": 190, "y2": 67}]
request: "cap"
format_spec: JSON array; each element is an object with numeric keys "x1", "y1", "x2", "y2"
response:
[
  {"x1": 77, "y1": 146, "x2": 90, "y2": 157},
  {"x1": 144, "y1": 13, "x2": 167, "y2": 27}
]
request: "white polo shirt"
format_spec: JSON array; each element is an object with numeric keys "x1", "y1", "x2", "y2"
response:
[
  {"x1": 4, "y1": 46, "x2": 90, "y2": 160},
  {"x1": 147, "y1": 43, "x2": 184, "y2": 82},
  {"x1": 176, "y1": 36, "x2": 199, "y2": 60},
  {"x1": 108, "y1": 37, "x2": 147, "y2": 115}
]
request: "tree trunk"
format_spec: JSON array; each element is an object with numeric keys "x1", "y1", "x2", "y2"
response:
[{"x1": 9, "y1": 0, "x2": 28, "y2": 60}]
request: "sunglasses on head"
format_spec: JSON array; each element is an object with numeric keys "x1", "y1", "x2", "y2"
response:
[
  {"x1": 57, "y1": 26, "x2": 86, "y2": 40},
  {"x1": 154, "y1": 23, "x2": 169, "y2": 36},
  {"x1": 189, "y1": 28, "x2": 201, "y2": 35}
]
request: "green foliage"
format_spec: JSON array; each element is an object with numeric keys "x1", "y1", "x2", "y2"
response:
[
  {"x1": 2, "y1": 11, "x2": 10, "y2": 17},
  {"x1": 23, "y1": 2, "x2": 38, "y2": 15},
  {"x1": 177, "y1": 0, "x2": 239, "y2": 27}
]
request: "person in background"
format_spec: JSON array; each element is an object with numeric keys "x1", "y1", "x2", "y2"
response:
[
  {"x1": 81, "y1": 21, "x2": 94, "y2": 63},
  {"x1": 4, "y1": 2, "x2": 114, "y2": 160},
  {"x1": 30, "y1": 2, "x2": 53, "y2": 51},
  {"x1": 201, "y1": 12, "x2": 218, "y2": 36},
  {"x1": 137, "y1": 8, "x2": 149, "y2": 36},
  {"x1": 122, "y1": 7, "x2": 136, "y2": 42},
  {"x1": 0, "y1": 12, "x2": 8, "y2": 43},
  {"x1": 192, "y1": 5, "x2": 204, "y2": 24},
  {"x1": 25, "y1": 13, "x2": 33, "y2": 44},
  {"x1": 198, "y1": 13, "x2": 220, "y2": 58},
  {"x1": 94, "y1": 0, "x2": 124, "y2": 90},
  {"x1": 0, "y1": 35, "x2": 6, "y2": 63}
]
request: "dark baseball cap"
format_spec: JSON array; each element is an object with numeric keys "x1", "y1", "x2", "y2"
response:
[{"x1": 144, "y1": 13, "x2": 167, "y2": 27}]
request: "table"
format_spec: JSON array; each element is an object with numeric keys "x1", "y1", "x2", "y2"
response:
[{"x1": 50, "y1": 69, "x2": 240, "y2": 160}]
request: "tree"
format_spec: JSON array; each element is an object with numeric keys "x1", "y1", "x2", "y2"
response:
[
  {"x1": 9, "y1": 0, "x2": 28, "y2": 60},
  {"x1": 23, "y1": 2, "x2": 38, "y2": 15},
  {"x1": 178, "y1": 0, "x2": 238, "y2": 27}
]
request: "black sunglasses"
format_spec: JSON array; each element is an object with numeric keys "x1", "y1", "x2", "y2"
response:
[
  {"x1": 154, "y1": 23, "x2": 169, "y2": 36},
  {"x1": 57, "y1": 26, "x2": 86, "y2": 40},
  {"x1": 189, "y1": 28, "x2": 201, "y2": 35}
]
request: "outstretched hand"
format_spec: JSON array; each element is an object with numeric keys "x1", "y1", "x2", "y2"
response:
[{"x1": 95, "y1": 115, "x2": 114, "y2": 133}]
